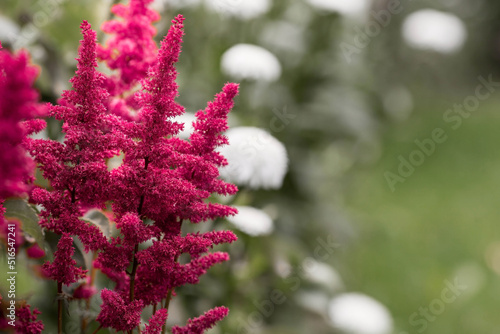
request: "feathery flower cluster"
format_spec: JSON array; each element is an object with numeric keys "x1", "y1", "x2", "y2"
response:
[
  {"x1": 14, "y1": 0, "x2": 240, "y2": 333},
  {"x1": 0, "y1": 42, "x2": 45, "y2": 198},
  {"x1": 144, "y1": 308, "x2": 169, "y2": 334},
  {"x1": 98, "y1": 0, "x2": 160, "y2": 120},
  {"x1": 171, "y1": 306, "x2": 229, "y2": 334},
  {"x1": 0, "y1": 44, "x2": 46, "y2": 334}
]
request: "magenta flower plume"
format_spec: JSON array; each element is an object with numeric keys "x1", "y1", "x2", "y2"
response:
[
  {"x1": 96, "y1": 289, "x2": 144, "y2": 332},
  {"x1": 26, "y1": 21, "x2": 118, "y2": 251},
  {"x1": 73, "y1": 282, "x2": 98, "y2": 300},
  {"x1": 42, "y1": 233, "x2": 86, "y2": 285},
  {"x1": 98, "y1": 0, "x2": 160, "y2": 119},
  {"x1": 190, "y1": 82, "x2": 239, "y2": 160},
  {"x1": 91, "y1": 14, "x2": 239, "y2": 333},
  {"x1": 172, "y1": 306, "x2": 229, "y2": 334},
  {"x1": 16, "y1": 304, "x2": 44, "y2": 334},
  {"x1": 0, "y1": 43, "x2": 45, "y2": 198},
  {"x1": 144, "y1": 309, "x2": 168, "y2": 334}
]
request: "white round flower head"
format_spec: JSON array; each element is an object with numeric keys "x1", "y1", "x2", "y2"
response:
[
  {"x1": 151, "y1": 0, "x2": 201, "y2": 10},
  {"x1": 219, "y1": 127, "x2": 288, "y2": 189},
  {"x1": 173, "y1": 112, "x2": 196, "y2": 139},
  {"x1": 0, "y1": 15, "x2": 20, "y2": 44},
  {"x1": 306, "y1": 0, "x2": 369, "y2": 16},
  {"x1": 227, "y1": 206, "x2": 273, "y2": 236},
  {"x1": 221, "y1": 44, "x2": 281, "y2": 82},
  {"x1": 302, "y1": 258, "x2": 344, "y2": 291},
  {"x1": 205, "y1": 0, "x2": 271, "y2": 20},
  {"x1": 328, "y1": 293, "x2": 393, "y2": 334},
  {"x1": 402, "y1": 9, "x2": 467, "y2": 53}
]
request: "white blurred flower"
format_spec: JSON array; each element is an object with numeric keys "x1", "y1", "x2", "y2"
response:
[
  {"x1": 173, "y1": 112, "x2": 196, "y2": 139},
  {"x1": 0, "y1": 15, "x2": 20, "y2": 44},
  {"x1": 221, "y1": 44, "x2": 281, "y2": 82},
  {"x1": 328, "y1": 293, "x2": 393, "y2": 334},
  {"x1": 402, "y1": 9, "x2": 467, "y2": 53},
  {"x1": 227, "y1": 206, "x2": 273, "y2": 236},
  {"x1": 205, "y1": 0, "x2": 271, "y2": 20},
  {"x1": 219, "y1": 127, "x2": 288, "y2": 189},
  {"x1": 296, "y1": 291, "x2": 330, "y2": 315},
  {"x1": 302, "y1": 258, "x2": 344, "y2": 291},
  {"x1": 152, "y1": 0, "x2": 201, "y2": 10},
  {"x1": 306, "y1": 0, "x2": 369, "y2": 16}
]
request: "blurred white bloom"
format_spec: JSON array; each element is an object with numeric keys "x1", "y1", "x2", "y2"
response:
[
  {"x1": 221, "y1": 44, "x2": 281, "y2": 82},
  {"x1": 402, "y1": 9, "x2": 467, "y2": 53},
  {"x1": 219, "y1": 127, "x2": 288, "y2": 189},
  {"x1": 306, "y1": 0, "x2": 369, "y2": 16},
  {"x1": 296, "y1": 291, "x2": 330, "y2": 315},
  {"x1": 328, "y1": 293, "x2": 393, "y2": 334},
  {"x1": 173, "y1": 112, "x2": 196, "y2": 139},
  {"x1": 302, "y1": 258, "x2": 344, "y2": 291},
  {"x1": 205, "y1": 0, "x2": 271, "y2": 20},
  {"x1": 0, "y1": 15, "x2": 20, "y2": 44},
  {"x1": 152, "y1": 0, "x2": 201, "y2": 10},
  {"x1": 227, "y1": 206, "x2": 273, "y2": 236}
]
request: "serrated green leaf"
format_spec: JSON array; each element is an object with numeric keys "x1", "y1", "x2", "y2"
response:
[{"x1": 3, "y1": 198, "x2": 45, "y2": 250}]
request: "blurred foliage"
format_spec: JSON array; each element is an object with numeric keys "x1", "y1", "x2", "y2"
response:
[{"x1": 2, "y1": 0, "x2": 500, "y2": 333}]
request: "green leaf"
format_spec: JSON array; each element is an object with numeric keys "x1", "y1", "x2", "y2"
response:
[
  {"x1": 82, "y1": 209, "x2": 111, "y2": 237},
  {"x1": 3, "y1": 198, "x2": 46, "y2": 251}
]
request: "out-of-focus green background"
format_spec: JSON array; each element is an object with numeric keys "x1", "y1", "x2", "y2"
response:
[{"x1": 2, "y1": 0, "x2": 500, "y2": 333}]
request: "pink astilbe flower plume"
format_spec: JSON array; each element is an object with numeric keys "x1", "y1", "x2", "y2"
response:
[
  {"x1": 96, "y1": 289, "x2": 144, "y2": 332},
  {"x1": 92, "y1": 10, "x2": 239, "y2": 332},
  {"x1": 26, "y1": 21, "x2": 119, "y2": 252},
  {"x1": 98, "y1": 0, "x2": 160, "y2": 120},
  {"x1": 15, "y1": 304, "x2": 44, "y2": 334},
  {"x1": 172, "y1": 306, "x2": 229, "y2": 334},
  {"x1": 42, "y1": 233, "x2": 86, "y2": 285},
  {"x1": 0, "y1": 43, "x2": 45, "y2": 198},
  {"x1": 144, "y1": 309, "x2": 168, "y2": 334}
]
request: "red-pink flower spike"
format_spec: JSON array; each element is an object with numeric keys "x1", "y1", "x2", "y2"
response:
[
  {"x1": 96, "y1": 289, "x2": 144, "y2": 331},
  {"x1": 26, "y1": 243, "x2": 46, "y2": 259},
  {"x1": 98, "y1": 0, "x2": 160, "y2": 120},
  {"x1": 0, "y1": 43, "x2": 45, "y2": 198},
  {"x1": 26, "y1": 21, "x2": 115, "y2": 252},
  {"x1": 144, "y1": 309, "x2": 169, "y2": 334},
  {"x1": 172, "y1": 306, "x2": 229, "y2": 334},
  {"x1": 16, "y1": 304, "x2": 44, "y2": 334},
  {"x1": 73, "y1": 282, "x2": 98, "y2": 300},
  {"x1": 42, "y1": 233, "x2": 86, "y2": 285}
]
